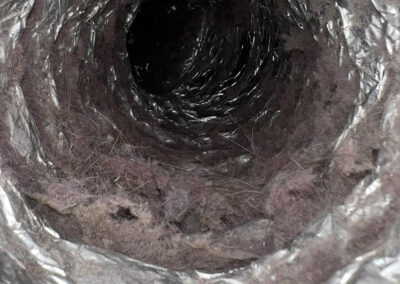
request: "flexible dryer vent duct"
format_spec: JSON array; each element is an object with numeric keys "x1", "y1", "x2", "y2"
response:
[{"x1": 0, "y1": 0, "x2": 400, "y2": 283}]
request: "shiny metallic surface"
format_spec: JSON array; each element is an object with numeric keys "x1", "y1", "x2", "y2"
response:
[{"x1": 1, "y1": 0, "x2": 400, "y2": 283}]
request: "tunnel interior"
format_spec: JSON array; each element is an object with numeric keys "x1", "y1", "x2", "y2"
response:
[
  {"x1": 127, "y1": 0, "x2": 206, "y2": 94},
  {"x1": 124, "y1": 0, "x2": 284, "y2": 155},
  {"x1": 14, "y1": 0, "x2": 362, "y2": 273}
]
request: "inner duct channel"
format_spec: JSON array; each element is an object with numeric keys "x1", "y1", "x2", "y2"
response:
[
  {"x1": 127, "y1": 0, "x2": 205, "y2": 94},
  {"x1": 124, "y1": 0, "x2": 284, "y2": 157}
]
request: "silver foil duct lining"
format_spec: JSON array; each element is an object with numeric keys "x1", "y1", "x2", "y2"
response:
[{"x1": 0, "y1": 0, "x2": 400, "y2": 283}]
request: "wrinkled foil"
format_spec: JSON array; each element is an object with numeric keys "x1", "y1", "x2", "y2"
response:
[{"x1": 1, "y1": 0, "x2": 400, "y2": 283}]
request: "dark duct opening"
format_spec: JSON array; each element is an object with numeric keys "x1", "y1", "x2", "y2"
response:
[
  {"x1": 124, "y1": 0, "x2": 284, "y2": 155},
  {"x1": 127, "y1": 0, "x2": 205, "y2": 94}
]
